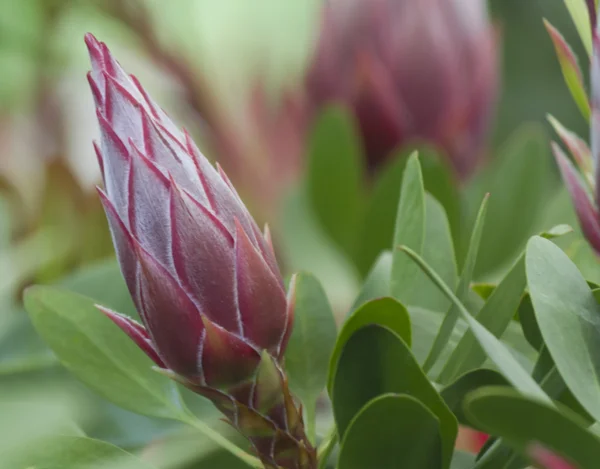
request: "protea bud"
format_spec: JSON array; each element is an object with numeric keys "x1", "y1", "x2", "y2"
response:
[
  {"x1": 85, "y1": 33, "x2": 315, "y2": 468},
  {"x1": 527, "y1": 443, "x2": 578, "y2": 469},
  {"x1": 307, "y1": 0, "x2": 498, "y2": 176}
]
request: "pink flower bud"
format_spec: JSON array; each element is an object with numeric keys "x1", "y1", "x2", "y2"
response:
[
  {"x1": 85, "y1": 33, "x2": 293, "y2": 389},
  {"x1": 307, "y1": 0, "x2": 498, "y2": 177}
]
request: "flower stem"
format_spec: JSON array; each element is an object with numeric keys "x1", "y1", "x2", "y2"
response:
[
  {"x1": 183, "y1": 415, "x2": 263, "y2": 468},
  {"x1": 316, "y1": 426, "x2": 338, "y2": 469}
]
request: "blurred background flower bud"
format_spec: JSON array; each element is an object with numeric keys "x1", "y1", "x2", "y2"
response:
[{"x1": 306, "y1": 0, "x2": 499, "y2": 177}]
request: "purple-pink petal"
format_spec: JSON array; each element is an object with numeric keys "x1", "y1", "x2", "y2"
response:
[
  {"x1": 200, "y1": 314, "x2": 262, "y2": 387},
  {"x1": 234, "y1": 220, "x2": 287, "y2": 352},
  {"x1": 97, "y1": 188, "x2": 139, "y2": 307},
  {"x1": 97, "y1": 111, "x2": 131, "y2": 219},
  {"x1": 103, "y1": 72, "x2": 145, "y2": 150},
  {"x1": 139, "y1": 111, "x2": 204, "y2": 200},
  {"x1": 135, "y1": 239, "x2": 204, "y2": 377},
  {"x1": 97, "y1": 305, "x2": 165, "y2": 368},
  {"x1": 278, "y1": 274, "x2": 297, "y2": 358},
  {"x1": 128, "y1": 145, "x2": 174, "y2": 271},
  {"x1": 169, "y1": 179, "x2": 240, "y2": 334}
]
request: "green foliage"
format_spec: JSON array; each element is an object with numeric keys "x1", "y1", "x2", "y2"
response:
[
  {"x1": 422, "y1": 195, "x2": 488, "y2": 373},
  {"x1": 562, "y1": 0, "x2": 593, "y2": 56},
  {"x1": 0, "y1": 435, "x2": 157, "y2": 469},
  {"x1": 465, "y1": 125, "x2": 553, "y2": 278},
  {"x1": 465, "y1": 387, "x2": 600, "y2": 469},
  {"x1": 391, "y1": 153, "x2": 426, "y2": 304},
  {"x1": 306, "y1": 106, "x2": 366, "y2": 259},
  {"x1": 440, "y1": 369, "x2": 509, "y2": 427},
  {"x1": 284, "y1": 273, "x2": 337, "y2": 440},
  {"x1": 338, "y1": 394, "x2": 443, "y2": 469},
  {"x1": 401, "y1": 244, "x2": 548, "y2": 400},
  {"x1": 526, "y1": 236, "x2": 600, "y2": 423},
  {"x1": 328, "y1": 298, "x2": 411, "y2": 393},
  {"x1": 23, "y1": 286, "x2": 188, "y2": 420},
  {"x1": 331, "y1": 325, "x2": 457, "y2": 468},
  {"x1": 355, "y1": 147, "x2": 460, "y2": 277},
  {"x1": 438, "y1": 255, "x2": 527, "y2": 383}
]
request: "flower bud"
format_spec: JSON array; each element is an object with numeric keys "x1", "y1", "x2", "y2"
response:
[
  {"x1": 85, "y1": 34, "x2": 313, "y2": 468},
  {"x1": 307, "y1": 0, "x2": 498, "y2": 176}
]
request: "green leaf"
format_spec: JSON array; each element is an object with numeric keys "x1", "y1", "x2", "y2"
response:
[
  {"x1": 545, "y1": 20, "x2": 590, "y2": 121},
  {"x1": 391, "y1": 152, "x2": 426, "y2": 304},
  {"x1": 465, "y1": 386, "x2": 600, "y2": 469},
  {"x1": 450, "y1": 451, "x2": 477, "y2": 469},
  {"x1": 280, "y1": 187, "x2": 361, "y2": 314},
  {"x1": 23, "y1": 286, "x2": 187, "y2": 420},
  {"x1": 59, "y1": 259, "x2": 137, "y2": 318},
  {"x1": 423, "y1": 195, "x2": 489, "y2": 372},
  {"x1": 418, "y1": 146, "x2": 462, "y2": 247},
  {"x1": 399, "y1": 246, "x2": 548, "y2": 400},
  {"x1": 563, "y1": 0, "x2": 593, "y2": 56},
  {"x1": 328, "y1": 297, "x2": 411, "y2": 393},
  {"x1": 409, "y1": 306, "x2": 536, "y2": 375},
  {"x1": 331, "y1": 325, "x2": 457, "y2": 469},
  {"x1": 356, "y1": 147, "x2": 460, "y2": 277},
  {"x1": 466, "y1": 124, "x2": 552, "y2": 277},
  {"x1": 409, "y1": 193, "x2": 458, "y2": 312},
  {"x1": 532, "y1": 345, "x2": 556, "y2": 383},
  {"x1": 440, "y1": 369, "x2": 510, "y2": 426},
  {"x1": 0, "y1": 400, "x2": 82, "y2": 455},
  {"x1": 518, "y1": 294, "x2": 543, "y2": 351},
  {"x1": 438, "y1": 254, "x2": 526, "y2": 383},
  {"x1": 355, "y1": 156, "x2": 405, "y2": 276},
  {"x1": 471, "y1": 283, "x2": 496, "y2": 301},
  {"x1": 531, "y1": 347, "x2": 593, "y2": 423},
  {"x1": 284, "y1": 273, "x2": 337, "y2": 440},
  {"x1": 352, "y1": 253, "x2": 533, "y2": 372},
  {"x1": 351, "y1": 251, "x2": 392, "y2": 310},
  {"x1": 0, "y1": 434, "x2": 158, "y2": 469},
  {"x1": 338, "y1": 394, "x2": 443, "y2": 469},
  {"x1": 306, "y1": 105, "x2": 365, "y2": 258},
  {"x1": 526, "y1": 235, "x2": 600, "y2": 422}
]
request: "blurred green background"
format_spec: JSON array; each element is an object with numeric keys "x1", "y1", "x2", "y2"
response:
[{"x1": 0, "y1": 0, "x2": 594, "y2": 467}]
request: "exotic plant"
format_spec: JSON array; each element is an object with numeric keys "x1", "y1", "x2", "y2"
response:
[{"x1": 10, "y1": 2, "x2": 600, "y2": 468}]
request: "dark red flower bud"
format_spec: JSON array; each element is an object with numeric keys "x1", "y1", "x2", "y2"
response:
[{"x1": 307, "y1": 0, "x2": 498, "y2": 176}]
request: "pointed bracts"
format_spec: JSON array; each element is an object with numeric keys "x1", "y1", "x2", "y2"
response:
[{"x1": 85, "y1": 33, "x2": 313, "y2": 468}]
